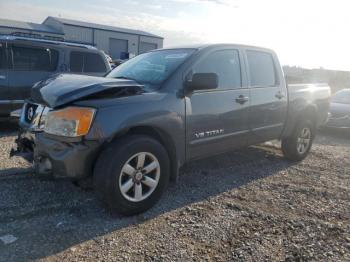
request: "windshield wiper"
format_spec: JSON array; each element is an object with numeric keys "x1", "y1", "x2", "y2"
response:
[
  {"x1": 115, "y1": 76, "x2": 136, "y2": 81},
  {"x1": 114, "y1": 76, "x2": 148, "y2": 87},
  {"x1": 114, "y1": 76, "x2": 157, "y2": 88}
]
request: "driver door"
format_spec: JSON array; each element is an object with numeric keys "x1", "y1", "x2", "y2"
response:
[{"x1": 186, "y1": 48, "x2": 250, "y2": 160}]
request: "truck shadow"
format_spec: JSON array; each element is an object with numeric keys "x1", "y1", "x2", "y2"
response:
[{"x1": 0, "y1": 145, "x2": 293, "y2": 260}]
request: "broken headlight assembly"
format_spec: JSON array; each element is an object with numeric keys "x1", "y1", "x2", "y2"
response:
[{"x1": 44, "y1": 107, "x2": 96, "y2": 137}]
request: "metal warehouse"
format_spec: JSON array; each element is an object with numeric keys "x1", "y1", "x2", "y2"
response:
[{"x1": 0, "y1": 17, "x2": 164, "y2": 59}]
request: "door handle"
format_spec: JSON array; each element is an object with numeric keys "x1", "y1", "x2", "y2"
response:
[
  {"x1": 0, "y1": 75, "x2": 6, "y2": 80},
  {"x1": 275, "y1": 91, "x2": 285, "y2": 99},
  {"x1": 235, "y1": 95, "x2": 249, "y2": 104}
]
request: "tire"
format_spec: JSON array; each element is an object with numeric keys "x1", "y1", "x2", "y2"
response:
[
  {"x1": 281, "y1": 119, "x2": 315, "y2": 161},
  {"x1": 94, "y1": 135, "x2": 170, "y2": 216}
]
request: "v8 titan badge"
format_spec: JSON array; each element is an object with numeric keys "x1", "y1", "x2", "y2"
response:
[{"x1": 195, "y1": 129, "x2": 224, "y2": 139}]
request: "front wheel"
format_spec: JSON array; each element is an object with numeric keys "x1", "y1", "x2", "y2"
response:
[
  {"x1": 94, "y1": 135, "x2": 170, "y2": 215},
  {"x1": 281, "y1": 119, "x2": 315, "y2": 161}
]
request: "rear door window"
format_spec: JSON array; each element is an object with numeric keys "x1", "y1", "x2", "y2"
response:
[
  {"x1": 11, "y1": 45, "x2": 58, "y2": 71},
  {"x1": 84, "y1": 53, "x2": 107, "y2": 72},
  {"x1": 246, "y1": 50, "x2": 277, "y2": 87},
  {"x1": 69, "y1": 52, "x2": 84, "y2": 72},
  {"x1": 70, "y1": 51, "x2": 107, "y2": 73}
]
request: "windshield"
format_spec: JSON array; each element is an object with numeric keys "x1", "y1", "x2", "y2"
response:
[
  {"x1": 106, "y1": 49, "x2": 195, "y2": 89},
  {"x1": 332, "y1": 90, "x2": 350, "y2": 104}
]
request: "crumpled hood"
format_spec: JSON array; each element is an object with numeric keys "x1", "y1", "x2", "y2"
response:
[
  {"x1": 31, "y1": 74, "x2": 143, "y2": 108},
  {"x1": 330, "y1": 102, "x2": 350, "y2": 117}
]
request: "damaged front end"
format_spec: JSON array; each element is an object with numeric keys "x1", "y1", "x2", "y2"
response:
[
  {"x1": 11, "y1": 73, "x2": 144, "y2": 178},
  {"x1": 10, "y1": 102, "x2": 50, "y2": 165},
  {"x1": 11, "y1": 101, "x2": 99, "y2": 178}
]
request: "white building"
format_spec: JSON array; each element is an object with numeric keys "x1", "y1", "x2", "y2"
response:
[{"x1": 0, "y1": 17, "x2": 164, "y2": 59}]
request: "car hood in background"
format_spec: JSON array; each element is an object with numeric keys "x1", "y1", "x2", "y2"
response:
[
  {"x1": 329, "y1": 102, "x2": 350, "y2": 118},
  {"x1": 31, "y1": 74, "x2": 144, "y2": 108}
]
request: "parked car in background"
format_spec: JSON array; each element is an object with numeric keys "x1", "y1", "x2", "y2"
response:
[
  {"x1": 326, "y1": 89, "x2": 350, "y2": 129},
  {"x1": 13, "y1": 44, "x2": 330, "y2": 215},
  {"x1": 101, "y1": 51, "x2": 115, "y2": 69},
  {"x1": 0, "y1": 35, "x2": 111, "y2": 118}
]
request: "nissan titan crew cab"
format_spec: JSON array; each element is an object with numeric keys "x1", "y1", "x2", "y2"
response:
[{"x1": 13, "y1": 44, "x2": 331, "y2": 215}]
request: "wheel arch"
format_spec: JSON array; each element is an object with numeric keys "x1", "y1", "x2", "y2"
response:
[
  {"x1": 298, "y1": 104, "x2": 318, "y2": 128},
  {"x1": 108, "y1": 125, "x2": 179, "y2": 182},
  {"x1": 282, "y1": 102, "x2": 318, "y2": 138}
]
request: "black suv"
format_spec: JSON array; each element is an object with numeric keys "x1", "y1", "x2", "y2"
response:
[{"x1": 0, "y1": 35, "x2": 110, "y2": 117}]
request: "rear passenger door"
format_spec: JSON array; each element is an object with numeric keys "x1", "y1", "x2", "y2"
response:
[
  {"x1": 186, "y1": 48, "x2": 250, "y2": 160},
  {"x1": 245, "y1": 49, "x2": 287, "y2": 143},
  {"x1": 0, "y1": 41, "x2": 9, "y2": 115},
  {"x1": 7, "y1": 44, "x2": 60, "y2": 111},
  {"x1": 69, "y1": 51, "x2": 108, "y2": 76}
]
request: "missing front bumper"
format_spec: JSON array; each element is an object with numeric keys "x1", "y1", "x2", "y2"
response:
[
  {"x1": 12, "y1": 129, "x2": 101, "y2": 179},
  {"x1": 10, "y1": 130, "x2": 36, "y2": 162},
  {"x1": 33, "y1": 133, "x2": 101, "y2": 179}
]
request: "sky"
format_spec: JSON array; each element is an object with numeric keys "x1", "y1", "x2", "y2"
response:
[{"x1": 1, "y1": 0, "x2": 349, "y2": 71}]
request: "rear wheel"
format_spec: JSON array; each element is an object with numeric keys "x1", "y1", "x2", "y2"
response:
[
  {"x1": 282, "y1": 119, "x2": 315, "y2": 161},
  {"x1": 94, "y1": 135, "x2": 170, "y2": 215}
]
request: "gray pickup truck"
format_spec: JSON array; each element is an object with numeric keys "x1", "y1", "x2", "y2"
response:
[{"x1": 14, "y1": 44, "x2": 331, "y2": 215}]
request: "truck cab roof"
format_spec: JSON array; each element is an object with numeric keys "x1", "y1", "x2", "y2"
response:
[{"x1": 156, "y1": 43, "x2": 274, "y2": 53}]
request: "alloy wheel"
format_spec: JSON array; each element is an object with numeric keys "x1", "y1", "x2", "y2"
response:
[
  {"x1": 119, "y1": 152, "x2": 160, "y2": 202},
  {"x1": 297, "y1": 127, "x2": 311, "y2": 155}
]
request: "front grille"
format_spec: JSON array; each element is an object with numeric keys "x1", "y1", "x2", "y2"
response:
[
  {"x1": 24, "y1": 103, "x2": 38, "y2": 123},
  {"x1": 20, "y1": 103, "x2": 49, "y2": 131}
]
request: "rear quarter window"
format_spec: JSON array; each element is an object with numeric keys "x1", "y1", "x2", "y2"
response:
[
  {"x1": 70, "y1": 51, "x2": 107, "y2": 73},
  {"x1": 246, "y1": 50, "x2": 277, "y2": 87},
  {"x1": 11, "y1": 45, "x2": 59, "y2": 71}
]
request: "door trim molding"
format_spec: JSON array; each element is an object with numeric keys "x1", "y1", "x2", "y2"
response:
[
  {"x1": 251, "y1": 123, "x2": 284, "y2": 132},
  {"x1": 190, "y1": 130, "x2": 249, "y2": 145}
]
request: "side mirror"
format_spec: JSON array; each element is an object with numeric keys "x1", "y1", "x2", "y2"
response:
[{"x1": 185, "y1": 73, "x2": 218, "y2": 92}]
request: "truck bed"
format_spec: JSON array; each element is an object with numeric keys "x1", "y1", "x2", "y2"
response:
[{"x1": 283, "y1": 83, "x2": 331, "y2": 137}]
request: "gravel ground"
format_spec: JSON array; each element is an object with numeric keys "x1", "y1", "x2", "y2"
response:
[
  {"x1": 0, "y1": 123, "x2": 32, "y2": 175},
  {"x1": 0, "y1": 125, "x2": 349, "y2": 261}
]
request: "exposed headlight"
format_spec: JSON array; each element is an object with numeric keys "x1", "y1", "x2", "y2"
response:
[{"x1": 44, "y1": 107, "x2": 96, "y2": 137}]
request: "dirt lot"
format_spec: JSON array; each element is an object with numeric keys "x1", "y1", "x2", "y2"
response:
[{"x1": 0, "y1": 124, "x2": 349, "y2": 261}]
